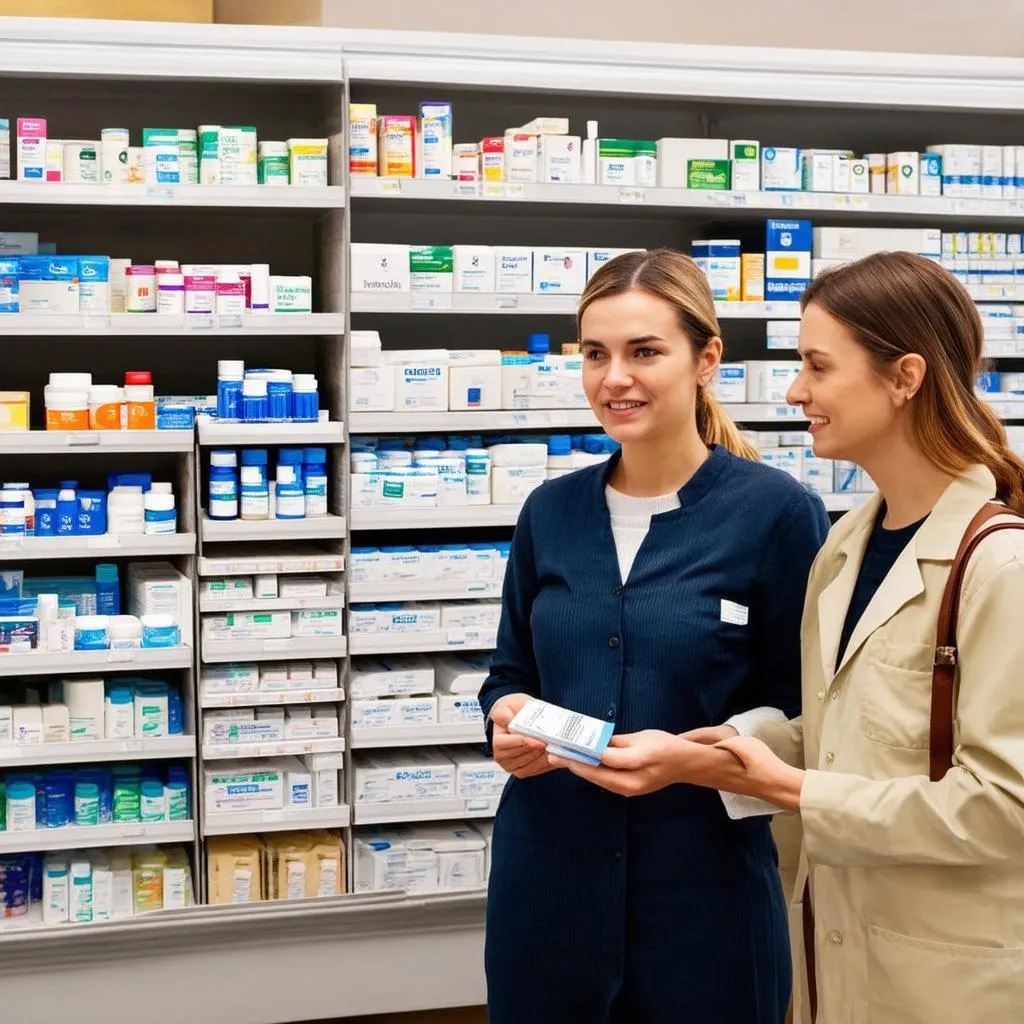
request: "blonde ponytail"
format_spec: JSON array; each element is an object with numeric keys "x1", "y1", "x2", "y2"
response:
[
  {"x1": 578, "y1": 248, "x2": 759, "y2": 464},
  {"x1": 697, "y1": 388, "x2": 759, "y2": 460}
]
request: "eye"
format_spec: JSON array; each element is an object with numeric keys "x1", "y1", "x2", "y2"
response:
[
  {"x1": 583, "y1": 349, "x2": 606, "y2": 362},
  {"x1": 635, "y1": 347, "x2": 659, "y2": 359}
]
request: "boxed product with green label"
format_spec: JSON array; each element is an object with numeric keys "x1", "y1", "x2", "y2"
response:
[
  {"x1": 687, "y1": 159, "x2": 731, "y2": 190},
  {"x1": 201, "y1": 610, "x2": 291, "y2": 642},
  {"x1": 409, "y1": 245, "x2": 454, "y2": 292}
]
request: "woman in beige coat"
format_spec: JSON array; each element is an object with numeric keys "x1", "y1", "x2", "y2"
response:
[{"x1": 551, "y1": 251, "x2": 1024, "y2": 1024}]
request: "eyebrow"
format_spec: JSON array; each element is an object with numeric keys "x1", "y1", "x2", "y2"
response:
[
  {"x1": 581, "y1": 335, "x2": 665, "y2": 347},
  {"x1": 798, "y1": 347, "x2": 830, "y2": 359}
]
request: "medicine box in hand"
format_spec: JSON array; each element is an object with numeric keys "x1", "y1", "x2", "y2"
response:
[{"x1": 508, "y1": 699, "x2": 614, "y2": 766}]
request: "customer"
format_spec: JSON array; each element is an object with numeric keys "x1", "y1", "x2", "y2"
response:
[
  {"x1": 555, "y1": 251, "x2": 1024, "y2": 1024},
  {"x1": 479, "y1": 248, "x2": 829, "y2": 1024}
]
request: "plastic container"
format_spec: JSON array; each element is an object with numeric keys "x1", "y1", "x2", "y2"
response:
[
  {"x1": 466, "y1": 448, "x2": 491, "y2": 504},
  {"x1": 78, "y1": 491, "x2": 107, "y2": 535},
  {"x1": 56, "y1": 481, "x2": 78, "y2": 536},
  {"x1": 75, "y1": 615, "x2": 110, "y2": 651},
  {"x1": 6, "y1": 781, "x2": 36, "y2": 831},
  {"x1": 88, "y1": 385, "x2": 124, "y2": 430},
  {"x1": 275, "y1": 448, "x2": 306, "y2": 520},
  {"x1": 108, "y1": 616, "x2": 141, "y2": 650},
  {"x1": 185, "y1": 275, "x2": 216, "y2": 314},
  {"x1": 34, "y1": 489, "x2": 57, "y2": 536},
  {"x1": 209, "y1": 450, "x2": 239, "y2": 520},
  {"x1": 292, "y1": 374, "x2": 319, "y2": 423},
  {"x1": 140, "y1": 780, "x2": 165, "y2": 823},
  {"x1": 107, "y1": 491, "x2": 145, "y2": 535},
  {"x1": 112, "y1": 774, "x2": 141, "y2": 823},
  {"x1": 2, "y1": 482, "x2": 33, "y2": 536},
  {"x1": 144, "y1": 492, "x2": 177, "y2": 535},
  {"x1": 96, "y1": 563, "x2": 120, "y2": 616},
  {"x1": 105, "y1": 687, "x2": 134, "y2": 738},
  {"x1": 258, "y1": 140, "x2": 290, "y2": 185},
  {"x1": 0, "y1": 489, "x2": 26, "y2": 536},
  {"x1": 125, "y1": 265, "x2": 157, "y2": 313},
  {"x1": 167, "y1": 688, "x2": 183, "y2": 735},
  {"x1": 43, "y1": 776, "x2": 72, "y2": 828},
  {"x1": 156, "y1": 272, "x2": 185, "y2": 314},
  {"x1": 45, "y1": 389, "x2": 89, "y2": 431},
  {"x1": 134, "y1": 682, "x2": 169, "y2": 737},
  {"x1": 303, "y1": 448, "x2": 328, "y2": 517},
  {"x1": 267, "y1": 370, "x2": 293, "y2": 422},
  {"x1": 74, "y1": 782, "x2": 100, "y2": 826},
  {"x1": 141, "y1": 614, "x2": 180, "y2": 648},
  {"x1": 547, "y1": 435, "x2": 574, "y2": 479},
  {"x1": 124, "y1": 371, "x2": 156, "y2": 430},
  {"x1": 242, "y1": 378, "x2": 268, "y2": 422},
  {"x1": 240, "y1": 449, "x2": 270, "y2": 520},
  {"x1": 165, "y1": 779, "x2": 188, "y2": 820},
  {"x1": 217, "y1": 360, "x2": 244, "y2": 422}
]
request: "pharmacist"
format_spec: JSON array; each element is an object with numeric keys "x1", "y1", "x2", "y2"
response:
[{"x1": 480, "y1": 248, "x2": 829, "y2": 1023}]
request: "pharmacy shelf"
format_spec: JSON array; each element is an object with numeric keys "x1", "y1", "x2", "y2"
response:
[
  {"x1": 0, "y1": 182, "x2": 344, "y2": 209},
  {"x1": 202, "y1": 737, "x2": 346, "y2": 760},
  {"x1": 0, "y1": 429, "x2": 193, "y2": 454},
  {"x1": 197, "y1": 420, "x2": 347, "y2": 446},
  {"x1": 350, "y1": 579, "x2": 504, "y2": 603},
  {"x1": 198, "y1": 549, "x2": 345, "y2": 577},
  {"x1": 350, "y1": 292, "x2": 801, "y2": 319},
  {"x1": 201, "y1": 688, "x2": 345, "y2": 709},
  {"x1": 0, "y1": 532, "x2": 196, "y2": 563},
  {"x1": 0, "y1": 736, "x2": 195, "y2": 769},
  {"x1": 199, "y1": 594, "x2": 345, "y2": 614},
  {"x1": 350, "y1": 632, "x2": 497, "y2": 656},
  {"x1": 201, "y1": 636, "x2": 347, "y2": 663},
  {"x1": 351, "y1": 177, "x2": 1024, "y2": 221},
  {"x1": 353, "y1": 797, "x2": 500, "y2": 827},
  {"x1": 350, "y1": 408, "x2": 599, "y2": 433},
  {"x1": 0, "y1": 820, "x2": 195, "y2": 855},
  {"x1": 200, "y1": 515, "x2": 347, "y2": 544},
  {"x1": 350, "y1": 722, "x2": 485, "y2": 749},
  {"x1": 0, "y1": 646, "x2": 194, "y2": 679},
  {"x1": 981, "y1": 395, "x2": 1024, "y2": 418},
  {"x1": 0, "y1": 313, "x2": 346, "y2": 337},
  {"x1": 968, "y1": 285, "x2": 1024, "y2": 302},
  {"x1": 202, "y1": 804, "x2": 351, "y2": 838},
  {"x1": 350, "y1": 506, "x2": 521, "y2": 530}
]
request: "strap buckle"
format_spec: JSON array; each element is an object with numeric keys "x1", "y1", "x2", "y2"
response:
[{"x1": 935, "y1": 646, "x2": 958, "y2": 667}]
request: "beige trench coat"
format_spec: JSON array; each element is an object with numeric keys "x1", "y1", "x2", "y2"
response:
[{"x1": 758, "y1": 464, "x2": 1024, "y2": 1024}]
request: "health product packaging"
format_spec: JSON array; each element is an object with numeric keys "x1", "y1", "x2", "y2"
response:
[{"x1": 508, "y1": 698, "x2": 615, "y2": 765}]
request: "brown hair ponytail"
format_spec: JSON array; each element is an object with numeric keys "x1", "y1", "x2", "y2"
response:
[
  {"x1": 802, "y1": 252, "x2": 1024, "y2": 512},
  {"x1": 577, "y1": 248, "x2": 757, "y2": 461}
]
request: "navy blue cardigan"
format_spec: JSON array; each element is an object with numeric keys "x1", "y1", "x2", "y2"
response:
[{"x1": 479, "y1": 445, "x2": 829, "y2": 1023}]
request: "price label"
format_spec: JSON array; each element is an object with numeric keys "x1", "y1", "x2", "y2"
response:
[
  {"x1": 121, "y1": 826, "x2": 147, "y2": 838},
  {"x1": 0, "y1": 536, "x2": 26, "y2": 551},
  {"x1": 87, "y1": 536, "x2": 121, "y2": 548},
  {"x1": 455, "y1": 182, "x2": 480, "y2": 198},
  {"x1": 618, "y1": 187, "x2": 646, "y2": 204},
  {"x1": 84, "y1": 314, "x2": 113, "y2": 331},
  {"x1": 185, "y1": 314, "x2": 213, "y2": 330},
  {"x1": 108, "y1": 650, "x2": 136, "y2": 663},
  {"x1": 257, "y1": 562, "x2": 279, "y2": 573},
  {"x1": 505, "y1": 184, "x2": 525, "y2": 200},
  {"x1": 261, "y1": 810, "x2": 284, "y2": 823},
  {"x1": 832, "y1": 195, "x2": 850, "y2": 209},
  {"x1": 264, "y1": 638, "x2": 290, "y2": 650},
  {"x1": 731, "y1": 192, "x2": 748, "y2": 207},
  {"x1": 466, "y1": 798, "x2": 491, "y2": 813},
  {"x1": 482, "y1": 183, "x2": 504, "y2": 199},
  {"x1": 772, "y1": 406, "x2": 800, "y2": 419},
  {"x1": 67, "y1": 433, "x2": 101, "y2": 447},
  {"x1": 146, "y1": 186, "x2": 174, "y2": 201},
  {"x1": 217, "y1": 314, "x2": 243, "y2": 330},
  {"x1": 447, "y1": 630, "x2": 467, "y2": 647},
  {"x1": 952, "y1": 200, "x2": 969, "y2": 214},
  {"x1": 496, "y1": 295, "x2": 519, "y2": 309},
  {"x1": 122, "y1": 739, "x2": 144, "y2": 752},
  {"x1": 378, "y1": 179, "x2": 401, "y2": 195},
  {"x1": 412, "y1": 295, "x2": 440, "y2": 310}
]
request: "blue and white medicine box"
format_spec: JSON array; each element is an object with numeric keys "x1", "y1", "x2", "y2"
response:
[
  {"x1": 765, "y1": 220, "x2": 812, "y2": 302},
  {"x1": 920, "y1": 152, "x2": 942, "y2": 198},
  {"x1": 713, "y1": 363, "x2": 747, "y2": 403},
  {"x1": 17, "y1": 256, "x2": 80, "y2": 314},
  {"x1": 0, "y1": 259, "x2": 18, "y2": 313},
  {"x1": 0, "y1": 233, "x2": 38, "y2": 256}
]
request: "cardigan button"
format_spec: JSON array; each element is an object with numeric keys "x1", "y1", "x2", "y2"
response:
[
  {"x1": 816, "y1": 691, "x2": 826, "y2": 704},
  {"x1": 611, "y1": 586, "x2": 623, "y2": 597},
  {"x1": 608, "y1": 636, "x2": 621, "y2": 649},
  {"x1": 829, "y1": 931, "x2": 843, "y2": 946},
  {"x1": 824, "y1": 752, "x2": 836, "y2": 767}
]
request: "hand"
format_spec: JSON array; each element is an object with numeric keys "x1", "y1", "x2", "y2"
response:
[
  {"x1": 548, "y1": 730, "x2": 737, "y2": 797},
  {"x1": 682, "y1": 724, "x2": 739, "y2": 745},
  {"x1": 714, "y1": 735, "x2": 805, "y2": 811},
  {"x1": 489, "y1": 693, "x2": 554, "y2": 780}
]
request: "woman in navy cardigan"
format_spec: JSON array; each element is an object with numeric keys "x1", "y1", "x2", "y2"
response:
[{"x1": 478, "y1": 248, "x2": 829, "y2": 1023}]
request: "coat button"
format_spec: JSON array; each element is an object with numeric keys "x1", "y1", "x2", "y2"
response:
[
  {"x1": 824, "y1": 752, "x2": 836, "y2": 767},
  {"x1": 831, "y1": 688, "x2": 840, "y2": 701},
  {"x1": 816, "y1": 691, "x2": 826, "y2": 704},
  {"x1": 613, "y1": 850, "x2": 624, "y2": 861},
  {"x1": 606, "y1": 706, "x2": 616, "y2": 720},
  {"x1": 611, "y1": 586, "x2": 622, "y2": 596},
  {"x1": 829, "y1": 931, "x2": 843, "y2": 945},
  {"x1": 608, "y1": 636, "x2": 621, "y2": 649}
]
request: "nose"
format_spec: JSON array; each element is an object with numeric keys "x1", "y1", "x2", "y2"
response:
[
  {"x1": 604, "y1": 354, "x2": 634, "y2": 390},
  {"x1": 787, "y1": 368, "x2": 811, "y2": 407}
]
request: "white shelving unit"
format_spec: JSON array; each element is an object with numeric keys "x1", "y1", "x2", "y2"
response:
[
  {"x1": 0, "y1": 430, "x2": 194, "y2": 453},
  {"x1": 350, "y1": 579, "x2": 504, "y2": 603},
  {"x1": 0, "y1": 532, "x2": 196, "y2": 562},
  {"x1": 350, "y1": 506, "x2": 522, "y2": 530},
  {"x1": 0, "y1": 181, "x2": 345, "y2": 208},
  {"x1": 350, "y1": 722, "x2": 485, "y2": 749},
  {"x1": 200, "y1": 515, "x2": 347, "y2": 543},
  {"x1": 201, "y1": 688, "x2": 345, "y2": 709},
  {"x1": 201, "y1": 636, "x2": 347, "y2": 663},
  {"x1": 203, "y1": 805, "x2": 350, "y2": 837},
  {"x1": 199, "y1": 594, "x2": 346, "y2": 614},
  {"x1": 198, "y1": 421, "x2": 347, "y2": 447},
  {"x1": 353, "y1": 797, "x2": 500, "y2": 827},
  {"x1": 0, "y1": 646, "x2": 194, "y2": 678},
  {"x1": 203, "y1": 737, "x2": 346, "y2": 760},
  {"x1": 349, "y1": 632, "x2": 498, "y2": 656},
  {"x1": 198, "y1": 550, "x2": 346, "y2": 577},
  {"x1": 0, "y1": 736, "x2": 196, "y2": 768},
  {"x1": 0, "y1": 313, "x2": 347, "y2": 336},
  {"x1": 0, "y1": 821, "x2": 196, "y2": 854}
]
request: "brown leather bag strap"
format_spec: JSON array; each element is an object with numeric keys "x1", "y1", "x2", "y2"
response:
[{"x1": 931, "y1": 502, "x2": 1024, "y2": 781}]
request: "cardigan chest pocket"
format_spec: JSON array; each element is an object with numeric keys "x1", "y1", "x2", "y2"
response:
[
  {"x1": 861, "y1": 638, "x2": 934, "y2": 750},
  {"x1": 867, "y1": 925, "x2": 1024, "y2": 1024}
]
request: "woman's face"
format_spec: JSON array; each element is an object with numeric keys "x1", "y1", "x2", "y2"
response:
[
  {"x1": 788, "y1": 301, "x2": 901, "y2": 464},
  {"x1": 580, "y1": 289, "x2": 718, "y2": 447}
]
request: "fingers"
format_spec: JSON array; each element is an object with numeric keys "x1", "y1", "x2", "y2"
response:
[
  {"x1": 548, "y1": 756, "x2": 640, "y2": 796},
  {"x1": 489, "y1": 705, "x2": 516, "y2": 729},
  {"x1": 713, "y1": 736, "x2": 752, "y2": 767},
  {"x1": 682, "y1": 726, "x2": 739, "y2": 745}
]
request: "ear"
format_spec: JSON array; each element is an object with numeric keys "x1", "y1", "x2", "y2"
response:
[
  {"x1": 697, "y1": 337, "x2": 723, "y2": 386},
  {"x1": 892, "y1": 353, "x2": 926, "y2": 404}
]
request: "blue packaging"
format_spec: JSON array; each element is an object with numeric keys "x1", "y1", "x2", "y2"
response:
[
  {"x1": 78, "y1": 255, "x2": 110, "y2": 313},
  {"x1": 242, "y1": 379, "x2": 269, "y2": 422},
  {"x1": 977, "y1": 371, "x2": 1001, "y2": 394},
  {"x1": 141, "y1": 618, "x2": 180, "y2": 648},
  {"x1": 108, "y1": 472, "x2": 152, "y2": 493},
  {"x1": 765, "y1": 219, "x2": 812, "y2": 302},
  {"x1": 17, "y1": 257, "x2": 80, "y2": 315},
  {"x1": 268, "y1": 379, "x2": 292, "y2": 422},
  {"x1": 0, "y1": 618, "x2": 37, "y2": 649},
  {"x1": 0, "y1": 258, "x2": 18, "y2": 314},
  {"x1": 43, "y1": 774, "x2": 73, "y2": 828},
  {"x1": 32, "y1": 490, "x2": 57, "y2": 536},
  {"x1": 78, "y1": 491, "x2": 107, "y2": 535},
  {"x1": 168, "y1": 688, "x2": 183, "y2": 735},
  {"x1": 0, "y1": 859, "x2": 31, "y2": 919},
  {"x1": 156, "y1": 404, "x2": 196, "y2": 430},
  {"x1": 56, "y1": 481, "x2": 77, "y2": 536},
  {"x1": 920, "y1": 152, "x2": 942, "y2": 197},
  {"x1": 96, "y1": 564, "x2": 120, "y2": 616},
  {"x1": 74, "y1": 616, "x2": 110, "y2": 651}
]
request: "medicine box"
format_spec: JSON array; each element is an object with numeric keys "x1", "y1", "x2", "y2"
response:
[
  {"x1": 586, "y1": 248, "x2": 640, "y2": 280},
  {"x1": 205, "y1": 763, "x2": 284, "y2": 812},
  {"x1": 539, "y1": 135, "x2": 581, "y2": 184},
  {"x1": 762, "y1": 147, "x2": 802, "y2": 191},
  {"x1": 200, "y1": 663, "x2": 260, "y2": 695},
  {"x1": 494, "y1": 247, "x2": 533, "y2": 293},
  {"x1": 0, "y1": 119, "x2": 9, "y2": 180},
  {"x1": 350, "y1": 367, "x2": 395, "y2": 412},
  {"x1": 434, "y1": 653, "x2": 490, "y2": 695},
  {"x1": 801, "y1": 450, "x2": 833, "y2": 495},
  {"x1": 201, "y1": 611, "x2": 291, "y2": 642},
  {"x1": 350, "y1": 655, "x2": 435, "y2": 699},
  {"x1": 532, "y1": 249, "x2": 586, "y2": 295},
  {"x1": 759, "y1": 448, "x2": 802, "y2": 483},
  {"x1": 351, "y1": 696, "x2": 439, "y2": 730},
  {"x1": 409, "y1": 246, "x2": 454, "y2": 292},
  {"x1": 291, "y1": 608, "x2": 343, "y2": 638},
  {"x1": 393, "y1": 363, "x2": 448, "y2": 412},
  {"x1": 747, "y1": 361, "x2": 801, "y2": 403},
  {"x1": 353, "y1": 749, "x2": 456, "y2": 804},
  {"x1": 438, "y1": 695, "x2": 484, "y2": 724},
  {"x1": 766, "y1": 321, "x2": 800, "y2": 350},
  {"x1": 655, "y1": 138, "x2": 728, "y2": 189},
  {"x1": 765, "y1": 220, "x2": 812, "y2": 301},
  {"x1": 447, "y1": 747, "x2": 508, "y2": 799},
  {"x1": 349, "y1": 243, "x2": 411, "y2": 293},
  {"x1": 17, "y1": 257, "x2": 80, "y2": 315},
  {"x1": 354, "y1": 829, "x2": 440, "y2": 894},
  {"x1": 713, "y1": 364, "x2": 746, "y2": 404},
  {"x1": 453, "y1": 246, "x2": 496, "y2": 293}
]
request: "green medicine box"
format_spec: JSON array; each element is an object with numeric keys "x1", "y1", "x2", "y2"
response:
[{"x1": 687, "y1": 159, "x2": 731, "y2": 190}]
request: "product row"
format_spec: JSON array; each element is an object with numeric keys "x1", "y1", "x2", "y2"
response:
[
  {"x1": 0, "y1": 676, "x2": 184, "y2": 744},
  {"x1": 354, "y1": 821, "x2": 492, "y2": 894},
  {"x1": 207, "y1": 832, "x2": 343, "y2": 904},
  {"x1": 204, "y1": 705, "x2": 341, "y2": 745},
  {"x1": 0, "y1": 477, "x2": 178, "y2": 537},
  {"x1": 350, "y1": 601, "x2": 501, "y2": 638},
  {"x1": 210, "y1": 361, "x2": 323, "y2": 425},
  {"x1": 1, "y1": 119, "x2": 329, "y2": 188},
  {"x1": 347, "y1": 102, "x2": 1024, "y2": 200},
  {"x1": 1, "y1": 763, "x2": 192, "y2": 833},
  {"x1": 0, "y1": 845, "x2": 195, "y2": 925},
  {"x1": 0, "y1": 562, "x2": 190, "y2": 655},
  {"x1": 202, "y1": 609, "x2": 344, "y2": 645},
  {"x1": 350, "y1": 543, "x2": 508, "y2": 585},
  {"x1": 0, "y1": 242, "x2": 311, "y2": 315},
  {"x1": 207, "y1": 448, "x2": 329, "y2": 521},
  {"x1": 200, "y1": 660, "x2": 340, "y2": 698},
  {"x1": 350, "y1": 653, "x2": 485, "y2": 700},
  {"x1": 353, "y1": 747, "x2": 506, "y2": 808},
  {"x1": 204, "y1": 754, "x2": 342, "y2": 814}
]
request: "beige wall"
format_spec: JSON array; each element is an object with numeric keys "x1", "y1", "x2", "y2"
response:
[{"x1": 216, "y1": 0, "x2": 1024, "y2": 56}]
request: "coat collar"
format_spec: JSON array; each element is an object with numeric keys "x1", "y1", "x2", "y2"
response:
[
  {"x1": 597, "y1": 444, "x2": 730, "y2": 511},
  {"x1": 818, "y1": 464, "x2": 996, "y2": 685}
]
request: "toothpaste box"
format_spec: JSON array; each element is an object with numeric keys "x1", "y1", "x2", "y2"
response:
[{"x1": 765, "y1": 220, "x2": 812, "y2": 302}]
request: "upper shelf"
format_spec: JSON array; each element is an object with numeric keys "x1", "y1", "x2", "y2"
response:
[
  {"x1": 0, "y1": 314, "x2": 346, "y2": 337},
  {"x1": 0, "y1": 430, "x2": 193, "y2": 455},
  {"x1": 0, "y1": 182, "x2": 344, "y2": 209},
  {"x1": 351, "y1": 178, "x2": 1024, "y2": 222}
]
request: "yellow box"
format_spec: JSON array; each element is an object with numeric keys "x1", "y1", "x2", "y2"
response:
[
  {"x1": 741, "y1": 254, "x2": 765, "y2": 302},
  {"x1": 0, "y1": 0, "x2": 213, "y2": 20},
  {"x1": 0, "y1": 391, "x2": 29, "y2": 431}
]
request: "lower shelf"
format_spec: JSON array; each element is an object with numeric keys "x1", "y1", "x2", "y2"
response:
[
  {"x1": 354, "y1": 796, "x2": 500, "y2": 826},
  {"x1": 202, "y1": 805, "x2": 351, "y2": 837},
  {"x1": 350, "y1": 722, "x2": 485, "y2": 749},
  {"x1": 350, "y1": 631, "x2": 497, "y2": 656},
  {"x1": 0, "y1": 820, "x2": 195, "y2": 854},
  {"x1": 0, "y1": 736, "x2": 195, "y2": 768},
  {"x1": 201, "y1": 636, "x2": 347, "y2": 663},
  {"x1": 203, "y1": 737, "x2": 346, "y2": 760}
]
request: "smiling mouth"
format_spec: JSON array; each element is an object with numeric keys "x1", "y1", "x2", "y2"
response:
[
  {"x1": 607, "y1": 401, "x2": 646, "y2": 411},
  {"x1": 808, "y1": 415, "x2": 830, "y2": 425}
]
